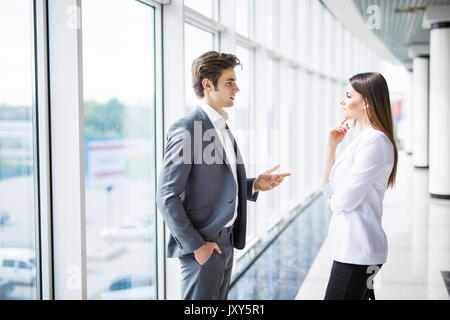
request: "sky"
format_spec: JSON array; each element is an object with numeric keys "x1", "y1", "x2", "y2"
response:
[
  {"x1": 0, "y1": 0, "x2": 34, "y2": 107},
  {"x1": 0, "y1": 0, "x2": 155, "y2": 108},
  {"x1": 82, "y1": 0, "x2": 155, "y2": 107}
]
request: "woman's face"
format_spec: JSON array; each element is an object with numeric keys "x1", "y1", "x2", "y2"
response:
[{"x1": 340, "y1": 83, "x2": 366, "y2": 121}]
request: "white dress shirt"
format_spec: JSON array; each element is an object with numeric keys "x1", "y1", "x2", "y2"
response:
[
  {"x1": 198, "y1": 101, "x2": 240, "y2": 228},
  {"x1": 321, "y1": 125, "x2": 395, "y2": 265}
]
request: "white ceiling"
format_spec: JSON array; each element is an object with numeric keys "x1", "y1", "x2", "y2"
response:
[{"x1": 322, "y1": 0, "x2": 450, "y2": 70}]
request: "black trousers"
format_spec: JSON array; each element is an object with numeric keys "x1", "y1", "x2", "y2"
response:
[{"x1": 324, "y1": 260, "x2": 382, "y2": 300}]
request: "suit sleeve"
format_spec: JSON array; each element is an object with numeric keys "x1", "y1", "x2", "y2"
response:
[
  {"x1": 329, "y1": 135, "x2": 387, "y2": 214},
  {"x1": 156, "y1": 123, "x2": 205, "y2": 255},
  {"x1": 246, "y1": 178, "x2": 259, "y2": 202}
]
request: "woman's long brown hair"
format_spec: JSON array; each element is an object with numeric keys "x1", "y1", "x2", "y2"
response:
[{"x1": 349, "y1": 72, "x2": 398, "y2": 188}]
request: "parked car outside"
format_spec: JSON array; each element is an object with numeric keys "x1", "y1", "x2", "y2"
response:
[{"x1": 0, "y1": 248, "x2": 36, "y2": 286}]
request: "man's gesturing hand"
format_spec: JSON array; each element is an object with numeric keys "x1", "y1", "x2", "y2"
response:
[{"x1": 254, "y1": 164, "x2": 291, "y2": 192}]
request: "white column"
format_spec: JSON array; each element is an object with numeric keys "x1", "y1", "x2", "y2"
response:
[
  {"x1": 410, "y1": 169, "x2": 428, "y2": 279},
  {"x1": 403, "y1": 70, "x2": 414, "y2": 155},
  {"x1": 428, "y1": 23, "x2": 450, "y2": 199},
  {"x1": 423, "y1": 6, "x2": 450, "y2": 199},
  {"x1": 412, "y1": 56, "x2": 429, "y2": 168}
]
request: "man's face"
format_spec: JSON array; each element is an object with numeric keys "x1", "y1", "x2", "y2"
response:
[{"x1": 205, "y1": 68, "x2": 240, "y2": 108}]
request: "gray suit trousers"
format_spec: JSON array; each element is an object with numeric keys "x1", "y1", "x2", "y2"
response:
[{"x1": 178, "y1": 226, "x2": 234, "y2": 300}]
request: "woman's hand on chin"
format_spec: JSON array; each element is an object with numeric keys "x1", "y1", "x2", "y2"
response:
[{"x1": 328, "y1": 119, "x2": 350, "y2": 148}]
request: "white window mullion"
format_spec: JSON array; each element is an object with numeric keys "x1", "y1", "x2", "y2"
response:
[
  {"x1": 162, "y1": 0, "x2": 184, "y2": 300},
  {"x1": 34, "y1": 0, "x2": 54, "y2": 300},
  {"x1": 152, "y1": 1, "x2": 166, "y2": 301},
  {"x1": 235, "y1": 34, "x2": 259, "y2": 49},
  {"x1": 47, "y1": 0, "x2": 87, "y2": 299},
  {"x1": 184, "y1": 5, "x2": 226, "y2": 34}
]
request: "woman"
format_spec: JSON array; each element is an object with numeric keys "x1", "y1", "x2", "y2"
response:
[{"x1": 321, "y1": 72, "x2": 398, "y2": 300}]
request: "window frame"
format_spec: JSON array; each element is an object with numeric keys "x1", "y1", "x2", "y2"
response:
[
  {"x1": 34, "y1": 0, "x2": 52, "y2": 301},
  {"x1": 46, "y1": 0, "x2": 163, "y2": 300}
]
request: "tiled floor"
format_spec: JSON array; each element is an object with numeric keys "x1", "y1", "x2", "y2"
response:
[
  {"x1": 228, "y1": 195, "x2": 332, "y2": 299},
  {"x1": 296, "y1": 151, "x2": 450, "y2": 300}
]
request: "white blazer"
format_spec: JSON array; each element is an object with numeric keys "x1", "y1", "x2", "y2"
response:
[{"x1": 321, "y1": 125, "x2": 395, "y2": 265}]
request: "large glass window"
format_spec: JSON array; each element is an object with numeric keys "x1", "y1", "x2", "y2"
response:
[
  {"x1": 334, "y1": 22, "x2": 344, "y2": 79},
  {"x1": 228, "y1": 46, "x2": 256, "y2": 240},
  {"x1": 322, "y1": 78, "x2": 334, "y2": 143},
  {"x1": 296, "y1": 70, "x2": 308, "y2": 198},
  {"x1": 297, "y1": 0, "x2": 310, "y2": 65},
  {"x1": 343, "y1": 29, "x2": 352, "y2": 78},
  {"x1": 0, "y1": 0, "x2": 38, "y2": 300},
  {"x1": 280, "y1": 0, "x2": 294, "y2": 59},
  {"x1": 82, "y1": 0, "x2": 157, "y2": 300},
  {"x1": 265, "y1": 58, "x2": 280, "y2": 224},
  {"x1": 184, "y1": 0, "x2": 216, "y2": 20},
  {"x1": 235, "y1": 0, "x2": 250, "y2": 38},
  {"x1": 229, "y1": 46, "x2": 251, "y2": 174},
  {"x1": 311, "y1": 0, "x2": 322, "y2": 72},
  {"x1": 310, "y1": 74, "x2": 323, "y2": 184},
  {"x1": 288, "y1": 67, "x2": 298, "y2": 209},
  {"x1": 184, "y1": 23, "x2": 215, "y2": 112},
  {"x1": 266, "y1": 0, "x2": 275, "y2": 50},
  {"x1": 302, "y1": 72, "x2": 313, "y2": 193},
  {"x1": 323, "y1": 8, "x2": 333, "y2": 77}
]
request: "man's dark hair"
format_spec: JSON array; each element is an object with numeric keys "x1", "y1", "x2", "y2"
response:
[{"x1": 191, "y1": 51, "x2": 241, "y2": 98}]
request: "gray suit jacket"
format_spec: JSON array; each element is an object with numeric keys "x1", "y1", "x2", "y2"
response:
[{"x1": 156, "y1": 106, "x2": 258, "y2": 258}]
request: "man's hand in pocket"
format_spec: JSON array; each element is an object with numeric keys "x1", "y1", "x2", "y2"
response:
[{"x1": 193, "y1": 242, "x2": 222, "y2": 265}]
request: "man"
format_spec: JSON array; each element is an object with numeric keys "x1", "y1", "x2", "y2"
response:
[{"x1": 156, "y1": 51, "x2": 290, "y2": 300}]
